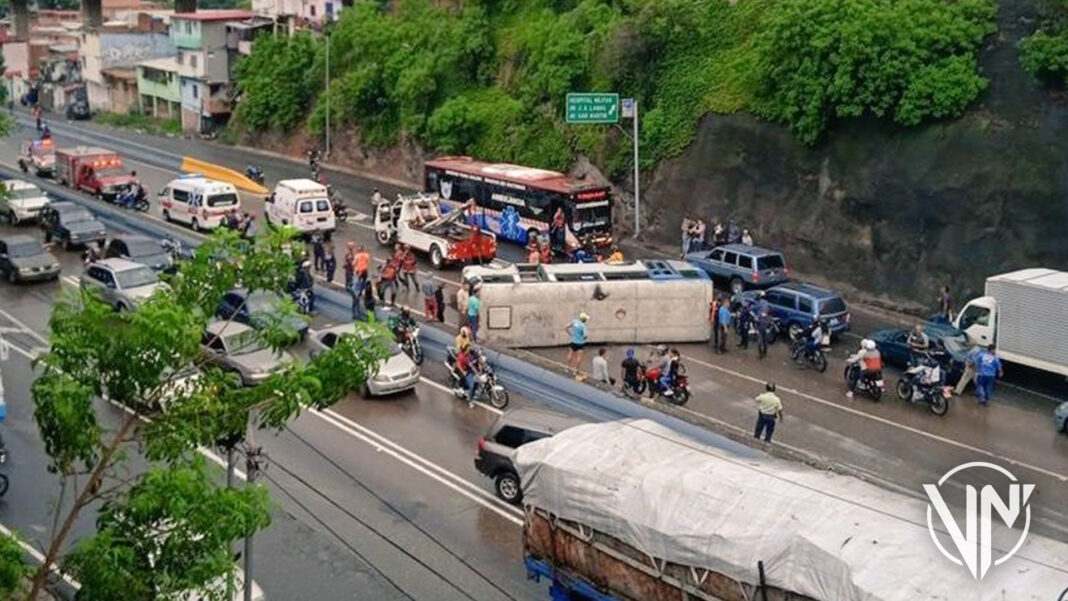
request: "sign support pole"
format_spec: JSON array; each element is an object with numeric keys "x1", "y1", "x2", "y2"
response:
[{"x1": 632, "y1": 99, "x2": 640, "y2": 237}]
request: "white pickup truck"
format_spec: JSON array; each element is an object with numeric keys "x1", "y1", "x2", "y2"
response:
[
  {"x1": 954, "y1": 268, "x2": 1068, "y2": 377},
  {"x1": 374, "y1": 193, "x2": 496, "y2": 269}
]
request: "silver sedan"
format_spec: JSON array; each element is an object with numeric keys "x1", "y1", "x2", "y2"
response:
[{"x1": 200, "y1": 321, "x2": 294, "y2": 386}]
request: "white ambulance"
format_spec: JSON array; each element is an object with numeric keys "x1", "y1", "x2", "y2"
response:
[
  {"x1": 265, "y1": 179, "x2": 335, "y2": 237},
  {"x1": 159, "y1": 175, "x2": 241, "y2": 231}
]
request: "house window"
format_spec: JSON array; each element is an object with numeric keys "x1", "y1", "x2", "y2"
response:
[
  {"x1": 192, "y1": 84, "x2": 198, "y2": 99},
  {"x1": 310, "y1": 5, "x2": 316, "y2": 16},
  {"x1": 190, "y1": 54, "x2": 197, "y2": 69},
  {"x1": 177, "y1": 52, "x2": 183, "y2": 65}
]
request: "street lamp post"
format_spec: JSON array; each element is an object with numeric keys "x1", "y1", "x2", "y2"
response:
[{"x1": 324, "y1": 31, "x2": 330, "y2": 159}]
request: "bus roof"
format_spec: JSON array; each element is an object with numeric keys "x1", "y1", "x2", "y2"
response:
[{"x1": 425, "y1": 156, "x2": 606, "y2": 195}]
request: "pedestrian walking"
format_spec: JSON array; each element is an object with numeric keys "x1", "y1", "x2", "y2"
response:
[
  {"x1": 400, "y1": 245, "x2": 419, "y2": 292},
  {"x1": 466, "y1": 286, "x2": 481, "y2": 342},
  {"x1": 311, "y1": 230, "x2": 325, "y2": 273},
  {"x1": 937, "y1": 285, "x2": 954, "y2": 323},
  {"x1": 323, "y1": 243, "x2": 337, "y2": 284},
  {"x1": 753, "y1": 382, "x2": 783, "y2": 443},
  {"x1": 710, "y1": 297, "x2": 721, "y2": 352},
  {"x1": 756, "y1": 303, "x2": 771, "y2": 360},
  {"x1": 354, "y1": 245, "x2": 371, "y2": 284},
  {"x1": 565, "y1": 312, "x2": 590, "y2": 378},
  {"x1": 716, "y1": 299, "x2": 732, "y2": 354},
  {"x1": 955, "y1": 344, "x2": 982, "y2": 396},
  {"x1": 974, "y1": 345, "x2": 1003, "y2": 406},
  {"x1": 377, "y1": 259, "x2": 398, "y2": 306},
  {"x1": 421, "y1": 280, "x2": 438, "y2": 320},
  {"x1": 591, "y1": 348, "x2": 613, "y2": 387},
  {"x1": 680, "y1": 217, "x2": 692, "y2": 255},
  {"x1": 456, "y1": 285, "x2": 469, "y2": 328},
  {"x1": 741, "y1": 228, "x2": 754, "y2": 247},
  {"x1": 434, "y1": 282, "x2": 446, "y2": 323},
  {"x1": 736, "y1": 299, "x2": 752, "y2": 350},
  {"x1": 343, "y1": 242, "x2": 355, "y2": 290},
  {"x1": 350, "y1": 278, "x2": 366, "y2": 321}
]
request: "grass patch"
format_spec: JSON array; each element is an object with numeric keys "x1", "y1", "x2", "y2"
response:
[{"x1": 93, "y1": 111, "x2": 182, "y2": 137}]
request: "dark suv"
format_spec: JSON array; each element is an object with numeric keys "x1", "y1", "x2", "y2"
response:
[
  {"x1": 474, "y1": 407, "x2": 586, "y2": 504},
  {"x1": 743, "y1": 282, "x2": 850, "y2": 339},
  {"x1": 39, "y1": 201, "x2": 106, "y2": 250},
  {"x1": 685, "y1": 244, "x2": 789, "y2": 294}
]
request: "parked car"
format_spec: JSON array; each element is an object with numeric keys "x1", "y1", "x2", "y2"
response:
[
  {"x1": 66, "y1": 99, "x2": 91, "y2": 120},
  {"x1": 80, "y1": 258, "x2": 167, "y2": 311},
  {"x1": 868, "y1": 322, "x2": 968, "y2": 383},
  {"x1": 741, "y1": 282, "x2": 850, "y2": 339},
  {"x1": 1055, "y1": 401, "x2": 1068, "y2": 434},
  {"x1": 39, "y1": 201, "x2": 107, "y2": 250},
  {"x1": 0, "y1": 179, "x2": 50, "y2": 225},
  {"x1": 200, "y1": 321, "x2": 293, "y2": 386},
  {"x1": 474, "y1": 407, "x2": 586, "y2": 504},
  {"x1": 685, "y1": 244, "x2": 789, "y2": 294},
  {"x1": 0, "y1": 235, "x2": 60, "y2": 283},
  {"x1": 104, "y1": 235, "x2": 174, "y2": 273},
  {"x1": 216, "y1": 288, "x2": 309, "y2": 343},
  {"x1": 308, "y1": 323, "x2": 420, "y2": 397}
]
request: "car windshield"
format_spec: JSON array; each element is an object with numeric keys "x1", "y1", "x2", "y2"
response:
[
  {"x1": 7, "y1": 187, "x2": 43, "y2": 200},
  {"x1": 126, "y1": 240, "x2": 164, "y2": 257},
  {"x1": 757, "y1": 255, "x2": 785, "y2": 270},
  {"x1": 819, "y1": 297, "x2": 847, "y2": 315},
  {"x1": 224, "y1": 331, "x2": 267, "y2": 356},
  {"x1": 115, "y1": 266, "x2": 158, "y2": 289},
  {"x1": 207, "y1": 193, "x2": 238, "y2": 208},
  {"x1": 8, "y1": 240, "x2": 43, "y2": 257},
  {"x1": 245, "y1": 292, "x2": 282, "y2": 312},
  {"x1": 63, "y1": 210, "x2": 94, "y2": 223}
]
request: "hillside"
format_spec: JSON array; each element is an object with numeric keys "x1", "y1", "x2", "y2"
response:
[{"x1": 231, "y1": 0, "x2": 1068, "y2": 303}]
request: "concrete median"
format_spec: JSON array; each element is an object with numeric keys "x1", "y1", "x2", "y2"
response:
[{"x1": 181, "y1": 156, "x2": 269, "y2": 195}]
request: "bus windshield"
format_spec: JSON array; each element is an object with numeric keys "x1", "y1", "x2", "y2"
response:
[{"x1": 572, "y1": 200, "x2": 610, "y2": 231}]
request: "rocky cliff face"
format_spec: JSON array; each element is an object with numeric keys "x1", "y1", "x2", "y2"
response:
[{"x1": 644, "y1": 0, "x2": 1068, "y2": 305}]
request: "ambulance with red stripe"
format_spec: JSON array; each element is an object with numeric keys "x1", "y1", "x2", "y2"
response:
[
  {"x1": 424, "y1": 156, "x2": 613, "y2": 250},
  {"x1": 159, "y1": 175, "x2": 240, "y2": 231}
]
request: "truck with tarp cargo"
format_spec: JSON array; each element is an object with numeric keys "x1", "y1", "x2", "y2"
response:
[
  {"x1": 515, "y1": 419, "x2": 1068, "y2": 601},
  {"x1": 54, "y1": 146, "x2": 136, "y2": 201},
  {"x1": 954, "y1": 268, "x2": 1068, "y2": 378}
]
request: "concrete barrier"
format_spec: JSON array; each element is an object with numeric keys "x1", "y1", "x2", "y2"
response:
[{"x1": 180, "y1": 156, "x2": 269, "y2": 195}]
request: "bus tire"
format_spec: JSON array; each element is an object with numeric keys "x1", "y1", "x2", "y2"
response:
[{"x1": 429, "y1": 245, "x2": 444, "y2": 270}]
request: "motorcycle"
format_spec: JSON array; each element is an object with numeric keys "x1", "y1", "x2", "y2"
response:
[
  {"x1": 844, "y1": 362, "x2": 884, "y2": 401},
  {"x1": 293, "y1": 287, "x2": 312, "y2": 314},
  {"x1": 397, "y1": 324, "x2": 424, "y2": 365},
  {"x1": 632, "y1": 363, "x2": 691, "y2": 406},
  {"x1": 445, "y1": 348, "x2": 509, "y2": 409},
  {"x1": 245, "y1": 165, "x2": 265, "y2": 185},
  {"x1": 895, "y1": 362, "x2": 951, "y2": 416},
  {"x1": 329, "y1": 188, "x2": 350, "y2": 223},
  {"x1": 116, "y1": 187, "x2": 150, "y2": 212},
  {"x1": 0, "y1": 443, "x2": 8, "y2": 497},
  {"x1": 791, "y1": 337, "x2": 829, "y2": 372},
  {"x1": 738, "y1": 315, "x2": 784, "y2": 345}
]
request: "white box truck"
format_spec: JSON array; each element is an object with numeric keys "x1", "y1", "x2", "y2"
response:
[{"x1": 954, "y1": 268, "x2": 1068, "y2": 377}]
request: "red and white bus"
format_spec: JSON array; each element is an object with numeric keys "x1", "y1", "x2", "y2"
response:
[{"x1": 424, "y1": 156, "x2": 613, "y2": 249}]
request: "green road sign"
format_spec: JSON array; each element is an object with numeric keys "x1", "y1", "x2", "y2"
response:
[{"x1": 566, "y1": 93, "x2": 620, "y2": 124}]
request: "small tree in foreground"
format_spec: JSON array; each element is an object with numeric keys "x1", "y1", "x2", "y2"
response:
[{"x1": 9, "y1": 227, "x2": 391, "y2": 601}]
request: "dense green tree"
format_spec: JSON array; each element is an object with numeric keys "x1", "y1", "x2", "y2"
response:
[
  {"x1": 11, "y1": 227, "x2": 390, "y2": 601},
  {"x1": 1020, "y1": 0, "x2": 1068, "y2": 88}
]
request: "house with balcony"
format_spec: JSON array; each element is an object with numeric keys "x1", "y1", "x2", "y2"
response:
[
  {"x1": 136, "y1": 56, "x2": 187, "y2": 119},
  {"x1": 169, "y1": 9, "x2": 251, "y2": 132},
  {"x1": 82, "y1": 29, "x2": 175, "y2": 113}
]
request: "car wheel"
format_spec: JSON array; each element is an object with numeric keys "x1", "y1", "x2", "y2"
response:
[
  {"x1": 729, "y1": 277, "x2": 744, "y2": 295},
  {"x1": 429, "y1": 245, "x2": 444, "y2": 270},
  {"x1": 7, "y1": 269, "x2": 17, "y2": 284},
  {"x1": 62, "y1": 238, "x2": 73, "y2": 251},
  {"x1": 18, "y1": 160, "x2": 27, "y2": 173},
  {"x1": 360, "y1": 383, "x2": 373, "y2": 398},
  {"x1": 0, "y1": 474, "x2": 8, "y2": 497},
  {"x1": 376, "y1": 229, "x2": 392, "y2": 246},
  {"x1": 115, "y1": 302, "x2": 129, "y2": 312},
  {"x1": 495, "y1": 472, "x2": 522, "y2": 504}
]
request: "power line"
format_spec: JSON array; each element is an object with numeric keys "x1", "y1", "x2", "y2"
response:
[
  {"x1": 260, "y1": 451, "x2": 487, "y2": 601},
  {"x1": 283, "y1": 425, "x2": 522, "y2": 601}
]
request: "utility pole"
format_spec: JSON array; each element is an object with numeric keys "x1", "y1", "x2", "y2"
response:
[
  {"x1": 243, "y1": 443, "x2": 265, "y2": 601},
  {"x1": 631, "y1": 99, "x2": 640, "y2": 237},
  {"x1": 324, "y1": 31, "x2": 331, "y2": 160}
]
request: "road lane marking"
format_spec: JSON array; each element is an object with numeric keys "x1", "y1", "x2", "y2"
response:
[
  {"x1": 0, "y1": 521, "x2": 82, "y2": 590},
  {"x1": 0, "y1": 306, "x2": 49, "y2": 346},
  {"x1": 308, "y1": 409, "x2": 524, "y2": 526}
]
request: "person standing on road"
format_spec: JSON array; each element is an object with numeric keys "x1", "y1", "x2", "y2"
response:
[
  {"x1": 400, "y1": 245, "x2": 419, "y2": 292},
  {"x1": 974, "y1": 345, "x2": 1003, "y2": 406},
  {"x1": 361, "y1": 278, "x2": 377, "y2": 321},
  {"x1": 421, "y1": 279, "x2": 438, "y2": 320},
  {"x1": 709, "y1": 297, "x2": 721, "y2": 352},
  {"x1": 323, "y1": 243, "x2": 337, "y2": 284},
  {"x1": 592, "y1": 348, "x2": 613, "y2": 386},
  {"x1": 343, "y1": 242, "x2": 356, "y2": 290},
  {"x1": 756, "y1": 301, "x2": 772, "y2": 359},
  {"x1": 937, "y1": 286, "x2": 954, "y2": 323},
  {"x1": 716, "y1": 299, "x2": 732, "y2": 354},
  {"x1": 680, "y1": 217, "x2": 692, "y2": 255},
  {"x1": 741, "y1": 228, "x2": 754, "y2": 247},
  {"x1": 955, "y1": 344, "x2": 983, "y2": 396},
  {"x1": 456, "y1": 284, "x2": 470, "y2": 328},
  {"x1": 620, "y1": 348, "x2": 641, "y2": 394},
  {"x1": 354, "y1": 245, "x2": 371, "y2": 285},
  {"x1": 736, "y1": 298, "x2": 754, "y2": 350},
  {"x1": 377, "y1": 259, "x2": 398, "y2": 306},
  {"x1": 754, "y1": 382, "x2": 783, "y2": 443},
  {"x1": 434, "y1": 282, "x2": 446, "y2": 323},
  {"x1": 466, "y1": 286, "x2": 481, "y2": 342},
  {"x1": 565, "y1": 313, "x2": 590, "y2": 378},
  {"x1": 310, "y1": 230, "x2": 325, "y2": 273}
]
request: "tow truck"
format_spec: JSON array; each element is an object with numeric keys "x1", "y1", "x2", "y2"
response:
[
  {"x1": 54, "y1": 146, "x2": 136, "y2": 201},
  {"x1": 374, "y1": 193, "x2": 496, "y2": 269},
  {"x1": 17, "y1": 137, "x2": 56, "y2": 177}
]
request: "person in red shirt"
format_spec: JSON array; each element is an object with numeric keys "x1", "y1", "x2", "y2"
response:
[
  {"x1": 454, "y1": 346, "x2": 478, "y2": 406},
  {"x1": 378, "y1": 258, "x2": 399, "y2": 306},
  {"x1": 399, "y1": 245, "x2": 419, "y2": 292}
]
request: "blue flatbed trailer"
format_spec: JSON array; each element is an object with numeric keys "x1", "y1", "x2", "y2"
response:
[{"x1": 525, "y1": 556, "x2": 619, "y2": 601}]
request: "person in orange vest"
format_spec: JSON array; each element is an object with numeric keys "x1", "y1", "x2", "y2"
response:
[{"x1": 353, "y1": 244, "x2": 371, "y2": 285}]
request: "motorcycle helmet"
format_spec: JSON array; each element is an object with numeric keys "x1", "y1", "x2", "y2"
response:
[
  {"x1": 655, "y1": 344, "x2": 668, "y2": 354},
  {"x1": 863, "y1": 339, "x2": 876, "y2": 351},
  {"x1": 626, "y1": 348, "x2": 635, "y2": 359}
]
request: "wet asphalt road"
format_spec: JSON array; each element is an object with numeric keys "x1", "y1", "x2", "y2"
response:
[{"x1": 0, "y1": 114, "x2": 1066, "y2": 598}]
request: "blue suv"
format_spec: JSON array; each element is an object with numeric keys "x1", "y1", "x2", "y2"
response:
[{"x1": 743, "y1": 282, "x2": 850, "y2": 340}]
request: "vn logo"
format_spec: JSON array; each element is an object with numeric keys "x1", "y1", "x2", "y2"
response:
[{"x1": 923, "y1": 462, "x2": 1035, "y2": 580}]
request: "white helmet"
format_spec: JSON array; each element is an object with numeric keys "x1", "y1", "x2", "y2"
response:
[{"x1": 863, "y1": 339, "x2": 876, "y2": 351}]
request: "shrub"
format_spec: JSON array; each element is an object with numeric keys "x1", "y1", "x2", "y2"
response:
[{"x1": 1020, "y1": 28, "x2": 1068, "y2": 87}]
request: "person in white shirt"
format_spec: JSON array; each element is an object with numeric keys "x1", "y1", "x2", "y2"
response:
[{"x1": 591, "y1": 348, "x2": 613, "y2": 386}]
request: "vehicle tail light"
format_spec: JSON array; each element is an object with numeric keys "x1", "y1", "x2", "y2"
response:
[
  {"x1": 752, "y1": 271, "x2": 759, "y2": 283},
  {"x1": 477, "y1": 437, "x2": 486, "y2": 455}
]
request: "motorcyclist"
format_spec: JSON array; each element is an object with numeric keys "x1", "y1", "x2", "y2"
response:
[
  {"x1": 453, "y1": 345, "x2": 480, "y2": 406},
  {"x1": 293, "y1": 261, "x2": 314, "y2": 314},
  {"x1": 795, "y1": 317, "x2": 824, "y2": 360},
  {"x1": 371, "y1": 188, "x2": 384, "y2": 205},
  {"x1": 389, "y1": 308, "x2": 417, "y2": 344},
  {"x1": 119, "y1": 173, "x2": 143, "y2": 208},
  {"x1": 455, "y1": 326, "x2": 472, "y2": 355},
  {"x1": 660, "y1": 348, "x2": 682, "y2": 391},
  {"x1": 846, "y1": 339, "x2": 883, "y2": 398},
  {"x1": 907, "y1": 323, "x2": 930, "y2": 365}
]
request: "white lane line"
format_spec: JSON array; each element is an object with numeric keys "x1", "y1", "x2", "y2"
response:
[
  {"x1": 0, "y1": 306, "x2": 49, "y2": 346},
  {"x1": 671, "y1": 349, "x2": 1068, "y2": 482},
  {"x1": 418, "y1": 376, "x2": 504, "y2": 416},
  {"x1": 0, "y1": 521, "x2": 82, "y2": 590},
  {"x1": 308, "y1": 409, "x2": 524, "y2": 526}
]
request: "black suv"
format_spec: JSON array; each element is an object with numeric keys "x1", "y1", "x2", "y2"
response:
[
  {"x1": 474, "y1": 407, "x2": 585, "y2": 504},
  {"x1": 0, "y1": 234, "x2": 60, "y2": 283},
  {"x1": 39, "y1": 201, "x2": 106, "y2": 250}
]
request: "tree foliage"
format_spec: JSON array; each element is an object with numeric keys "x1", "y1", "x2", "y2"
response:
[
  {"x1": 1020, "y1": 0, "x2": 1068, "y2": 88},
  {"x1": 233, "y1": 32, "x2": 318, "y2": 132},
  {"x1": 235, "y1": 0, "x2": 998, "y2": 170},
  {"x1": 22, "y1": 227, "x2": 391, "y2": 601},
  {"x1": 0, "y1": 530, "x2": 29, "y2": 599}
]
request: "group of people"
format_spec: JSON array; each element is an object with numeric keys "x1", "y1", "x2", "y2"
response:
[
  {"x1": 451, "y1": 324, "x2": 487, "y2": 406},
  {"x1": 681, "y1": 216, "x2": 754, "y2": 255},
  {"x1": 223, "y1": 208, "x2": 256, "y2": 238},
  {"x1": 709, "y1": 291, "x2": 776, "y2": 359},
  {"x1": 906, "y1": 321, "x2": 1003, "y2": 405},
  {"x1": 334, "y1": 240, "x2": 447, "y2": 324}
]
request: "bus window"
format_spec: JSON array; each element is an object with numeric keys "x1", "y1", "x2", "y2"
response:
[
  {"x1": 676, "y1": 269, "x2": 703, "y2": 279},
  {"x1": 555, "y1": 273, "x2": 603, "y2": 282},
  {"x1": 603, "y1": 271, "x2": 650, "y2": 280}
]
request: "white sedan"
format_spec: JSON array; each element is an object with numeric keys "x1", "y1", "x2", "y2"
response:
[{"x1": 308, "y1": 324, "x2": 420, "y2": 397}]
